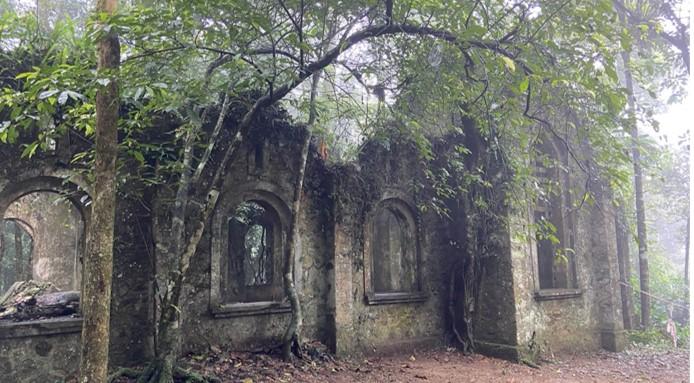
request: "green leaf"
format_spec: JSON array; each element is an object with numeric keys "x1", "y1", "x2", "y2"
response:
[
  {"x1": 21, "y1": 142, "x2": 39, "y2": 158},
  {"x1": 65, "y1": 90, "x2": 86, "y2": 102},
  {"x1": 132, "y1": 151, "x2": 145, "y2": 164},
  {"x1": 58, "y1": 91, "x2": 69, "y2": 105},
  {"x1": 38, "y1": 89, "x2": 59, "y2": 100},
  {"x1": 519, "y1": 77, "x2": 529, "y2": 93},
  {"x1": 15, "y1": 71, "x2": 37, "y2": 80},
  {"x1": 501, "y1": 56, "x2": 516, "y2": 72}
]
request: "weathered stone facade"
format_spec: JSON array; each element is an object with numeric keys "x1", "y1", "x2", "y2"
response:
[
  {"x1": 0, "y1": 131, "x2": 153, "y2": 381},
  {"x1": 0, "y1": 118, "x2": 625, "y2": 382}
]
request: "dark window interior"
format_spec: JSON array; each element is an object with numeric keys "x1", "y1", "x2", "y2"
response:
[
  {"x1": 372, "y1": 205, "x2": 416, "y2": 293},
  {"x1": 535, "y1": 138, "x2": 575, "y2": 290},
  {"x1": 254, "y1": 142, "x2": 264, "y2": 171}
]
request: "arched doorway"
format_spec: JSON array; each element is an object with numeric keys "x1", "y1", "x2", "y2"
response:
[{"x1": 0, "y1": 176, "x2": 89, "y2": 296}]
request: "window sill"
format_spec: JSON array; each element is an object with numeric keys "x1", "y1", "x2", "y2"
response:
[
  {"x1": 211, "y1": 301, "x2": 291, "y2": 318},
  {"x1": 365, "y1": 291, "x2": 428, "y2": 305},
  {"x1": 534, "y1": 288, "x2": 583, "y2": 301},
  {"x1": 0, "y1": 316, "x2": 82, "y2": 339}
]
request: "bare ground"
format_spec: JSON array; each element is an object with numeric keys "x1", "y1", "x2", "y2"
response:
[{"x1": 175, "y1": 344, "x2": 689, "y2": 383}]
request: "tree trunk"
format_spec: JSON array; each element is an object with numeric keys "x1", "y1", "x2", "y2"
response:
[
  {"x1": 281, "y1": 55, "x2": 326, "y2": 359},
  {"x1": 13, "y1": 221, "x2": 24, "y2": 280},
  {"x1": 615, "y1": 204, "x2": 634, "y2": 330},
  {"x1": 620, "y1": 47, "x2": 650, "y2": 328},
  {"x1": 282, "y1": 130, "x2": 311, "y2": 360},
  {"x1": 79, "y1": 0, "x2": 120, "y2": 382}
]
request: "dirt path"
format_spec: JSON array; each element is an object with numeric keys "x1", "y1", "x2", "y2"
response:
[
  {"x1": 295, "y1": 348, "x2": 689, "y2": 383},
  {"x1": 178, "y1": 345, "x2": 689, "y2": 383}
]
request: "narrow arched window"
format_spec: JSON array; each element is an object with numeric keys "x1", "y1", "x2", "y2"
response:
[
  {"x1": 534, "y1": 136, "x2": 576, "y2": 290},
  {"x1": 365, "y1": 198, "x2": 425, "y2": 304},
  {"x1": 227, "y1": 200, "x2": 283, "y2": 302},
  {"x1": 373, "y1": 206, "x2": 416, "y2": 293}
]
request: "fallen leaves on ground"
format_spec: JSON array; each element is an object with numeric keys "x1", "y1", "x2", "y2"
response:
[{"x1": 115, "y1": 343, "x2": 689, "y2": 383}]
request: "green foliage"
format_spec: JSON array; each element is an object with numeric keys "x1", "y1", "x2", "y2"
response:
[
  {"x1": 630, "y1": 251, "x2": 688, "y2": 327},
  {"x1": 0, "y1": 0, "x2": 687, "y2": 223},
  {"x1": 0, "y1": 7, "x2": 95, "y2": 145},
  {"x1": 627, "y1": 324, "x2": 689, "y2": 349}
]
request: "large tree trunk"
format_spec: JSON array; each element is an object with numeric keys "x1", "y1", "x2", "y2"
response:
[
  {"x1": 281, "y1": 53, "x2": 327, "y2": 358},
  {"x1": 79, "y1": 0, "x2": 120, "y2": 382},
  {"x1": 620, "y1": 47, "x2": 650, "y2": 328},
  {"x1": 281, "y1": 130, "x2": 311, "y2": 360},
  {"x1": 615, "y1": 204, "x2": 634, "y2": 330}
]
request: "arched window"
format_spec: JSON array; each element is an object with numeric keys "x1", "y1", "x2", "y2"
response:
[
  {"x1": 365, "y1": 198, "x2": 425, "y2": 304},
  {"x1": 0, "y1": 191, "x2": 85, "y2": 296},
  {"x1": 373, "y1": 206, "x2": 416, "y2": 293},
  {"x1": 226, "y1": 200, "x2": 283, "y2": 303},
  {"x1": 534, "y1": 136, "x2": 576, "y2": 290}
]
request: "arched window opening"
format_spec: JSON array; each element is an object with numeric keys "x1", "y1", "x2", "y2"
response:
[
  {"x1": 0, "y1": 191, "x2": 84, "y2": 296},
  {"x1": 226, "y1": 200, "x2": 283, "y2": 303},
  {"x1": 534, "y1": 137, "x2": 576, "y2": 290},
  {"x1": 365, "y1": 198, "x2": 425, "y2": 305},
  {"x1": 373, "y1": 206, "x2": 416, "y2": 293}
]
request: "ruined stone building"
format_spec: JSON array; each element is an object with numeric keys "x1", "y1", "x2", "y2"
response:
[{"x1": 0, "y1": 115, "x2": 626, "y2": 382}]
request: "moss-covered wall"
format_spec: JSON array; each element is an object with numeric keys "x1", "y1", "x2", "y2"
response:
[
  {"x1": 509, "y1": 168, "x2": 625, "y2": 359},
  {"x1": 0, "y1": 134, "x2": 154, "y2": 381},
  {"x1": 173, "y1": 123, "x2": 335, "y2": 353},
  {"x1": 331, "y1": 137, "x2": 448, "y2": 354},
  {"x1": 0, "y1": 111, "x2": 627, "y2": 382}
]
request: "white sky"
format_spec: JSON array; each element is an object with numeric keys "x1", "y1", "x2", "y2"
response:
[{"x1": 653, "y1": 95, "x2": 690, "y2": 146}]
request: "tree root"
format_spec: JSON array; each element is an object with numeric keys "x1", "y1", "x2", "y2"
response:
[
  {"x1": 282, "y1": 334, "x2": 304, "y2": 362},
  {"x1": 521, "y1": 358, "x2": 541, "y2": 369},
  {"x1": 174, "y1": 366, "x2": 221, "y2": 383},
  {"x1": 106, "y1": 362, "x2": 220, "y2": 383},
  {"x1": 108, "y1": 367, "x2": 143, "y2": 382}
]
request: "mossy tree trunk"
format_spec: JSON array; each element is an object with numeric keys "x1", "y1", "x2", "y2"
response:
[
  {"x1": 620, "y1": 47, "x2": 650, "y2": 328},
  {"x1": 281, "y1": 129, "x2": 310, "y2": 360},
  {"x1": 615, "y1": 203, "x2": 634, "y2": 330},
  {"x1": 80, "y1": 0, "x2": 120, "y2": 381}
]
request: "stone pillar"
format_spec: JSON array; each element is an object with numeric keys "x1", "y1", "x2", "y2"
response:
[
  {"x1": 331, "y1": 223, "x2": 355, "y2": 355},
  {"x1": 589, "y1": 179, "x2": 625, "y2": 352}
]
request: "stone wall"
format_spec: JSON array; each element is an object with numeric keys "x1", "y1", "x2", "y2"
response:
[
  {"x1": 508, "y1": 162, "x2": 625, "y2": 358},
  {"x1": 0, "y1": 318, "x2": 82, "y2": 382},
  {"x1": 175, "y1": 124, "x2": 335, "y2": 353},
  {"x1": 0, "y1": 133, "x2": 154, "y2": 381},
  {"x1": 0, "y1": 116, "x2": 628, "y2": 382},
  {"x1": 331, "y1": 138, "x2": 448, "y2": 355}
]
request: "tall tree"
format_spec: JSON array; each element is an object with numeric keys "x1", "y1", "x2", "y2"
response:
[
  {"x1": 614, "y1": 0, "x2": 689, "y2": 327},
  {"x1": 79, "y1": 0, "x2": 120, "y2": 382},
  {"x1": 621, "y1": 45, "x2": 650, "y2": 327},
  {"x1": 615, "y1": 205, "x2": 634, "y2": 329}
]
